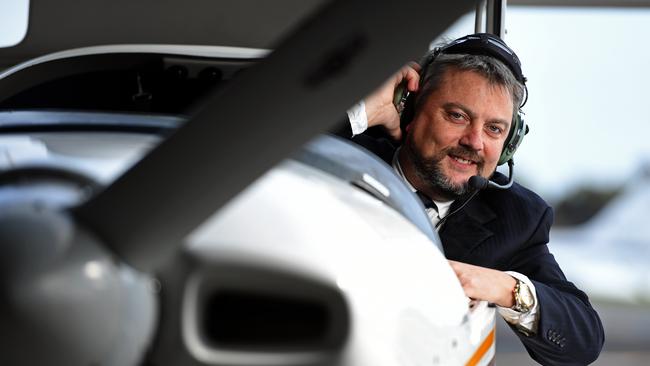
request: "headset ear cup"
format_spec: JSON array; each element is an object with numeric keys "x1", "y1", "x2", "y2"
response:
[
  {"x1": 498, "y1": 113, "x2": 526, "y2": 165},
  {"x1": 399, "y1": 92, "x2": 417, "y2": 140}
]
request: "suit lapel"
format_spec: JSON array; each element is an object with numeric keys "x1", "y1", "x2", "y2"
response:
[{"x1": 440, "y1": 195, "x2": 497, "y2": 262}]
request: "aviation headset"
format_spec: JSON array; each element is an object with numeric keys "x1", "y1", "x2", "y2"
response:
[{"x1": 399, "y1": 33, "x2": 529, "y2": 166}]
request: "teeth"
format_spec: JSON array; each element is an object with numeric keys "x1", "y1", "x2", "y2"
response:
[{"x1": 452, "y1": 156, "x2": 473, "y2": 165}]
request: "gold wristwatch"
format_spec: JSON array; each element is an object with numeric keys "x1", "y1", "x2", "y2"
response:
[{"x1": 512, "y1": 278, "x2": 534, "y2": 313}]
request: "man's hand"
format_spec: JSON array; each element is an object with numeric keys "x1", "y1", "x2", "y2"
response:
[
  {"x1": 448, "y1": 260, "x2": 517, "y2": 308},
  {"x1": 364, "y1": 63, "x2": 420, "y2": 140}
]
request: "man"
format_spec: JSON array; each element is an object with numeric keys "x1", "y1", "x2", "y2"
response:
[{"x1": 338, "y1": 34, "x2": 604, "y2": 365}]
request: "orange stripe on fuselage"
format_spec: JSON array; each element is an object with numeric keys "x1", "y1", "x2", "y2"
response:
[{"x1": 465, "y1": 326, "x2": 495, "y2": 366}]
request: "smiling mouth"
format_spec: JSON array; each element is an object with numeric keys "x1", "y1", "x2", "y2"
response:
[{"x1": 450, "y1": 154, "x2": 477, "y2": 166}]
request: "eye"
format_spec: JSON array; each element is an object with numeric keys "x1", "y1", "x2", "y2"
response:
[
  {"x1": 447, "y1": 111, "x2": 465, "y2": 121},
  {"x1": 486, "y1": 124, "x2": 504, "y2": 136}
]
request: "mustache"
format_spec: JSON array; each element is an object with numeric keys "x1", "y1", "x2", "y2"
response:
[{"x1": 444, "y1": 145, "x2": 483, "y2": 164}]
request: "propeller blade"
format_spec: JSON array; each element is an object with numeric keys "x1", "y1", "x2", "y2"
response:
[{"x1": 74, "y1": 0, "x2": 474, "y2": 271}]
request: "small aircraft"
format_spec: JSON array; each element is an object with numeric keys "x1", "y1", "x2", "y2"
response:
[
  {"x1": 0, "y1": 0, "x2": 507, "y2": 365},
  {"x1": 550, "y1": 165, "x2": 650, "y2": 305}
]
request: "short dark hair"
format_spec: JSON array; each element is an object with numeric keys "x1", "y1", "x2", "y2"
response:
[{"x1": 415, "y1": 53, "x2": 525, "y2": 121}]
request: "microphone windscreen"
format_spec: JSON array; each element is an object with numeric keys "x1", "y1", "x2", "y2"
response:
[{"x1": 468, "y1": 175, "x2": 488, "y2": 191}]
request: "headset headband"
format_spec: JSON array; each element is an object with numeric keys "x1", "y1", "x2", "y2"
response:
[
  {"x1": 431, "y1": 33, "x2": 528, "y2": 108},
  {"x1": 440, "y1": 33, "x2": 525, "y2": 84}
]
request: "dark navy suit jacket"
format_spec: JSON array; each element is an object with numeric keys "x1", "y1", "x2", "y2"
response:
[{"x1": 337, "y1": 126, "x2": 605, "y2": 365}]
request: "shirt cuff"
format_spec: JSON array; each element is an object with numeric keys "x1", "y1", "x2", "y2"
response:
[
  {"x1": 346, "y1": 100, "x2": 368, "y2": 136},
  {"x1": 497, "y1": 271, "x2": 539, "y2": 335}
]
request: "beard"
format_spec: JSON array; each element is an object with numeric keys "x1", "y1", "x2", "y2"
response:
[{"x1": 404, "y1": 134, "x2": 484, "y2": 200}]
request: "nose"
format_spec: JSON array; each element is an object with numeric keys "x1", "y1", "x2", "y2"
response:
[{"x1": 458, "y1": 124, "x2": 483, "y2": 151}]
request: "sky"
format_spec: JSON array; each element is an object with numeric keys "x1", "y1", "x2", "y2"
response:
[{"x1": 441, "y1": 7, "x2": 650, "y2": 201}]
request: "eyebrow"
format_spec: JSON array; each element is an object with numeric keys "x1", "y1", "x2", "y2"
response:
[{"x1": 442, "y1": 102, "x2": 511, "y2": 130}]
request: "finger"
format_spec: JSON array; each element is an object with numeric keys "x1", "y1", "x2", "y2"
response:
[
  {"x1": 394, "y1": 63, "x2": 419, "y2": 85},
  {"x1": 389, "y1": 126, "x2": 402, "y2": 141},
  {"x1": 408, "y1": 61, "x2": 421, "y2": 73},
  {"x1": 406, "y1": 69, "x2": 421, "y2": 92},
  {"x1": 392, "y1": 67, "x2": 409, "y2": 85}
]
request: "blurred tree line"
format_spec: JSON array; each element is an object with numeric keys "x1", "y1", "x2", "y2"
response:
[{"x1": 552, "y1": 186, "x2": 622, "y2": 227}]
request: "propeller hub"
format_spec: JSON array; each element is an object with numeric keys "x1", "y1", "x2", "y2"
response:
[{"x1": 0, "y1": 192, "x2": 157, "y2": 365}]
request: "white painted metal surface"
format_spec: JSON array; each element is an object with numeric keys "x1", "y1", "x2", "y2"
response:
[{"x1": 188, "y1": 159, "x2": 496, "y2": 365}]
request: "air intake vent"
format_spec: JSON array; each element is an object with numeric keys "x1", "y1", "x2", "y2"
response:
[
  {"x1": 202, "y1": 289, "x2": 330, "y2": 349},
  {"x1": 183, "y1": 266, "x2": 349, "y2": 360}
]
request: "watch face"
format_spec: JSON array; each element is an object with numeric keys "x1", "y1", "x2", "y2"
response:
[
  {"x1": 519, "y1": 281, "x2": 534, "y2": 308},
  {"x1": 522, "y1": 290, "x2": 534, "y2": 306}
]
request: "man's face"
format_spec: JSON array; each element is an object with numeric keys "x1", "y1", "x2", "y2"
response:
[{"x1": 403, "y1": 68, "x2": 513, "y2": 200}]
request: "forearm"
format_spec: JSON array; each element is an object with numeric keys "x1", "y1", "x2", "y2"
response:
[
  {"x1": 505, "y1": 207, "x2": 604, "y2": 364},
  {"x1": 516, "y1": 280, "x2": 604, "y2": 365}
]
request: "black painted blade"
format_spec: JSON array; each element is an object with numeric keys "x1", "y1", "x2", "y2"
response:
[{"x1": 74, "y1": 0, "x2": 475, "y2": 272}]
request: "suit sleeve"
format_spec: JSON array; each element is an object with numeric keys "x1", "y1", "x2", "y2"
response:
[
  {"x1": 329, "y1": 117, "x2": 354, "y2": 138},
  {"x1": 507, "y1": 207, "x2": 605, "y2": 365}
]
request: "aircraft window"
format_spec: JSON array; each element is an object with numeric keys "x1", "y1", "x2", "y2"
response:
[
  {"x1": 0, "y1": 131, "x2": 160, "y2": 184},
  {"x1": 0, "y1": 0, "x2": 29, "y2": 48}
]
